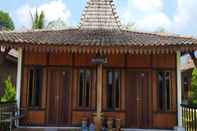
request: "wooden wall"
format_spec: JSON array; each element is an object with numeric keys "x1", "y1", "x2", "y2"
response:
[{"x1": 21, "y1": 51, "x2": 177, "y2": 129}]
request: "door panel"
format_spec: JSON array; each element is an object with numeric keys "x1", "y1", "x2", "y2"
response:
[
  {"x1": 47, "y1": 68, "x2": 70, "y2": 125},
  {"x1": 126, "y1": 71, "x2": 150, "y2": 128}
]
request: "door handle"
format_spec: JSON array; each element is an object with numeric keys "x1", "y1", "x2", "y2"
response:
[
  {"x1": 56, "y1": 96, "x2": 60, "y2": 100},
  {"x1": 136, "y1": 98, "x2": 141, "y2": 101}
]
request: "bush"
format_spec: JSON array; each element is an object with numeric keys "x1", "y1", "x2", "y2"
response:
[
  {"x1": 0, "y1": 76, "x2": 16, "y2": 103},
  {"x1": 191, "y1": 68, "x2": 197, "y2": 105}
]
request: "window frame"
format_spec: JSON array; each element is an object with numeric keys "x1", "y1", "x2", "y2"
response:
[
  {"x1": 105, "y1": 68, "x2": 121, "y2": 111},
  {"x1": 76, "y1": 68, "x2": 94, "y2": 110},
  {"x1": 156, "y1": 70, "x2": 173, "y2": 112},
  {"x1": 27, "y1": 66, "x2": 43, "y2": 109}
]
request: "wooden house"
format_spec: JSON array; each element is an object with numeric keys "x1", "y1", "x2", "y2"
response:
[{"x1": 0, "y1": 0, "x2": 197, "y2": 130}]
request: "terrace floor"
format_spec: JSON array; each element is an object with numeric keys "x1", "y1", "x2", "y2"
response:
[
  {"x1": 14, "y1": 127, "x2": 80, "y2": 131},
  {"x1": 14, "y1": 127, "x2": 174, "y2": 131}
]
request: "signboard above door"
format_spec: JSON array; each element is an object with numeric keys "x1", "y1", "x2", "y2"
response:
[{"x1": 91, "y1": 56, "x2": 108, "y2": 65}]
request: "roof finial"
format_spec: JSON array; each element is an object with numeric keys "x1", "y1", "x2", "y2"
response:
[{"x1": 79, "y1": 0, "x2": 121, "y2": 30}]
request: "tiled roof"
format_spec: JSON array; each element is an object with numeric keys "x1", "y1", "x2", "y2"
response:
[
  {"x1": 0, "y1": 29, "x2": 196, "y2": 46},
  {"x1": 0, "y1": 0, "x2": 197, "y2": 53},
  {"x1": 79, "y1": 0, "x2": 121, "y2": 29},
  {"x1": 0, "y1": 29, "x2": 197, "y2": 53}
]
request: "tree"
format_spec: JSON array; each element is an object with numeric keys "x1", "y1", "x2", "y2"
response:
[
  {"x1": 47, "y1": 18, "x2": 67, "y2": 30},
  {"x1": 190, "y1": 68, "x2": 197, "y2": 105},
  {"x1": 31, "y1": 10, "x2": 45, "y2": 29},
  {"x1": 155, "y1": 27, "x2": 166, "y2": 33},
  {"x1": 124, "y1": 22, "x2": 136, "y2": 31},
  {"x1": 0, "y1": 10, "x2": 14, "y2": 31}
]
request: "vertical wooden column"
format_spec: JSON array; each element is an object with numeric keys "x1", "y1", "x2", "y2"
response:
[
  {"x1": 95, "y1": 64, "x2": 103, "y2": 131},
  {"x1": 176, "y1": 51, "x2": 182, "y2": 127}
]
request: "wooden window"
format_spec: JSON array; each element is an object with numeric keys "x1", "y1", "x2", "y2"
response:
[
  {"x1": 78, "y1": 69, "x2": 91, "y2": 108},
  {"x1": 156, "y1": 71, "x2": 172, "y2": 112},
  {"x1": 106, "y1": 69, "x2": 121, "y2": 110},
  {"x1": 28, "y1": 67, "x2": 43, "y2": 108}
]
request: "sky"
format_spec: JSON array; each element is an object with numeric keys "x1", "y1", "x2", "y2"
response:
[{"x1": 0, "y1": 0, "x2": 197, "y2": 37}]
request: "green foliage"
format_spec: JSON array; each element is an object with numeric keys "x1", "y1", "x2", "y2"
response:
[
  {"x1": 0, "y1": 10, "x2": 15, "y2": 30},
  {"x1": 191, "y1": 68, "x2": 197, "y2": 105},
  {"x1": 31, "y1": 10, "x2": 45, "y2": 29},
  {"x1": 155, "y1": 26, "x2": 166, "y2": 33},
  {"x1": 47, "y1": 18, "x2": 67, "y2": 30},
  {"x1": 124, "y1": 22, "x2": 136, "y2": 31},
  {"x1": 0, "y1": 76, "x2": 16, "y2": 103}
]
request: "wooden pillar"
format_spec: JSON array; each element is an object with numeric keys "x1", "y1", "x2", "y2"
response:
[
  {"x1": 176, "y1": 51, "x2": 182, "y2": 127},
  {"x1": 16, "y1": 48, "x2": 23, "y2": 126},
  {"x1": 95, "y1": 64, "x2": 103, "y2": 131}
]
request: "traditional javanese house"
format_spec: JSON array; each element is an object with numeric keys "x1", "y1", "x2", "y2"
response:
[{"x1": 0, "y1": 0, "x2": 197, "y2": 130}]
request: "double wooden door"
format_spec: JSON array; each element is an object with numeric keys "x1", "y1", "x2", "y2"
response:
[
  {"x1": 47, "y1": 68, "x2": 70, "y2": 126},
  {"x1": 126, "y1": 71, "x2": 150, "y2": 128}
]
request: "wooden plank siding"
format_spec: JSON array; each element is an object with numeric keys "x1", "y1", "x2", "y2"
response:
[{"x1": 20, "y1": 51, "x2": 177, "y2": 129}]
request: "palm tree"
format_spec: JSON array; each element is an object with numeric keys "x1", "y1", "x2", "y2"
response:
[{"x1": 31, "y1": 10, "x2": 45, "y2": 29}]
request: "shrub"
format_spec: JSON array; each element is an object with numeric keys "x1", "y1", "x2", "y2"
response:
[
  {"x1": 191, "y1": 68, "x2": 197, "y2": 105},
  {"x1": 0, "y1": 76, "x2": 16, "y2": 103}
]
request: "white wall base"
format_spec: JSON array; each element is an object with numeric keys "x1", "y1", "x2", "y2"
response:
[{"x1": 174, "y1": 126, "x2": 185, "y2": 131}]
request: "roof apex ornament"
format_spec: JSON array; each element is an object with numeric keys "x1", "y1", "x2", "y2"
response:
[{"x1": 79, "y1": 0, "x2": 122, "y2": 30}]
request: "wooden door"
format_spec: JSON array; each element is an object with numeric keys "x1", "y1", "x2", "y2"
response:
[
  {"x1": 47, "y1": 68, "x2": 70, "y2": 126},
  {"x1": 126, "y1": 71, "x2": 150, "y2": 128}
]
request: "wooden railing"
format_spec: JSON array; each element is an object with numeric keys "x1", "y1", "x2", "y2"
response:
[{"x1": 181, "y1": 104, "x2": 197, "y2": 131}]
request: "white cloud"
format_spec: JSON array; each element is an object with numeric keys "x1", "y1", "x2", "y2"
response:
[
  {"x1": 121, "y1": 0, "x2": 171, "y2": 32},
  {"x1": 16, "y1": 0, "x2": 71, "y2": 29},
  {"x1": 130, "y1": 0, "x2": 163, "y2": 12},
  {"x1": 135, "y1": 13, "x2": 171, "y2": 31},
  {"x1": 121, "y1": 0, "x2": 197, "y2": 35},
  {"x1": 171, "y1": 0, "x2": 197, "y2": 34}
]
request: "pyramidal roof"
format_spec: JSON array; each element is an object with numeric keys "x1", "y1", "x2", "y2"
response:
[{"x1": 79, "y1": 0, "x2": 122, "y2": 30}]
